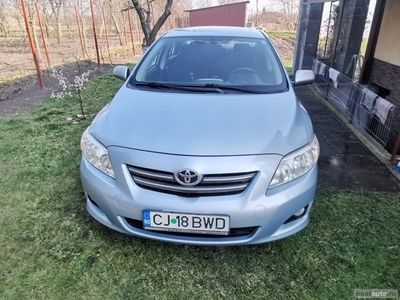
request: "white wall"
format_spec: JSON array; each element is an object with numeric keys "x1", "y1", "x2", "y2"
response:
[{"x1": 374, "y1": 0, "x2": 400, "y2": 66}]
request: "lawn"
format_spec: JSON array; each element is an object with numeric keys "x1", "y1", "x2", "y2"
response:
[
  {"x1": 283, "y1": 58, "x2": 294, "y2": 74},
  {"x1": 1, "y1": 72, "x2": 399, "y2": 299},
  {"x1": 268, "y1": 31, "x2": 296, "y2": 40}
]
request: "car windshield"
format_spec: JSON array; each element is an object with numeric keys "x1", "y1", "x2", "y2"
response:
[{"x1": 131, "y1": 35, "x2": 288, "y2": 93}]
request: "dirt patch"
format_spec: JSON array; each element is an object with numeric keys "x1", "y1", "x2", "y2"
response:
[
  {"x1": 0, "y1": 36, "x2": 136, "y2": 83},
  {"x1": 0, "y1": 34, "x2": 138, "y2": 117},
  {"x1": 0, "y1": 60, "x2": 116, "y2": 117}
]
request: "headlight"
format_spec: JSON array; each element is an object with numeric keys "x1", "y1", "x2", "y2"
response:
[
  {"x1": 80, "y1": 128, "x2": 115, "y2": 178},
  {"x1": 269, "y1": 136, "x2": 319, "y2": 188}
]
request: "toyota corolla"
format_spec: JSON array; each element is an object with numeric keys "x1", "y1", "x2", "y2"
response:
[{"x1": 80, "y1": 26, "x2": 319, "y2": 245}]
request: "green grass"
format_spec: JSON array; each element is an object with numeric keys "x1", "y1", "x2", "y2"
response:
[
  {"x1": 268, "y1": 31, "x2": 296, "y2": 40},
  {"x1": 267, "y1": 31, "x2": 295, "y2": 73},
  {"x1": 1, "y1": 73, "x2": 399, "y2": 299},
  {"x1": 284, "y1": 58, "x2": 294, "y2": 74}
]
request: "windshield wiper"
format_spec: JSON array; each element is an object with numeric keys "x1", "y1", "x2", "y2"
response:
[
  {"x1": 134, "y1": 82, "x2": 261, "y2": 94},
  {"x1": 168, "y1": 83, "x2": 260, "y2": 93},
  {"x1": 135, "y1": 81, "x2": 225, "y2": 93},
  {"x1": 135, "y1": 81, "x2": 173, "y2": 89},
  {"x1": 201, "y1": 83, "x2": 261, "y2": 94}
]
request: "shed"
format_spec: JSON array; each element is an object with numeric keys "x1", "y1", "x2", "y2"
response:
[{"x1": 186, "y1": 1, "x2": 249, "y2": 27}]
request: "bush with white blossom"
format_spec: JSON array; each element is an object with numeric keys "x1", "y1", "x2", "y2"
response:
[{"x1": 51, "y1": 67, "x2": 92, "y2": 118}]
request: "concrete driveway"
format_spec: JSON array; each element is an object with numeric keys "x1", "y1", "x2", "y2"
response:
[{"x1": 295, "y1": 85, "x2": 400, "y2": 192}]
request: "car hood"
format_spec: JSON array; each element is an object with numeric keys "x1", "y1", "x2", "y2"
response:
[{"x1": 91, "y1": 86, "x2": 313, "y2": 156}]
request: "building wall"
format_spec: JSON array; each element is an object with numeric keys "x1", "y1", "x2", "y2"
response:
[
  {"x1": 369, "y1": 59, "x2": 400, "y2": 152},
  {"x1": 374, "y1": 0, "x2": 400, "y2": 66},
  {"x1": 367, "y1": 0, "x2": 400, "y2": 153},
  {"x1": 369, "y1": 59, "x2": 400, "y2": 107},
  {"x1": 188, "y1": 2, "x2": 247, "y2": 27}
]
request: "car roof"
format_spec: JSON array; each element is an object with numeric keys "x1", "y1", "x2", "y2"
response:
[{"x1": 164, "y1": 26, "x2": 265, "y2": 39}]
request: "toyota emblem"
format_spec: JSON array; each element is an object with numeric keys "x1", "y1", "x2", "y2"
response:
[{"x1": 175, "y1": 169, "x2": 202, "y2": 186}]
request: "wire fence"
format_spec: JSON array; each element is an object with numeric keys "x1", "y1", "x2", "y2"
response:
[
  {"x1": 0, "y1": 0, "x2": 192, "y2": 87},
  {"x1": 0, "y1": 35, "x2": 141, "y2": 86},
  {"x1": 312, "y1": 58, "x2": 398, "y2": 153},
  {"x1": 0, "y1": 34, "x2": 135, "y2": 81}
]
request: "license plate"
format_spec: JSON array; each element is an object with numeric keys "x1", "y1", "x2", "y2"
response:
[{"x1": 142, "y1": 210, "x2": 230, "y2": 235}]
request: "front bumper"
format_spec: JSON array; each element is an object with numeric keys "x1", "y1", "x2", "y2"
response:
[{"x1": 80, "y1": 147, "x2": 317, "y2": 246}]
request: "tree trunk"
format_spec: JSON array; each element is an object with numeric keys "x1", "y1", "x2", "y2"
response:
[
  {"x1": 81, "y1": 12, "x2": 88, "y2": 51},
  {"x1": 63, "y1": 3, "x2": 72, "y2": 39},
  {"x1": 27, "y1": 5, "x2": 41, "y2": 58},
  {"x1": 0, "y1": 20, "x2": 8, "y2": 37},
  {"x1": 134, "y1": 15, "x2": 141, "y2": 45},
  {"x1": 98, "y1": 2, "x2": 105, "y2": 39},
  {"x1": 40, "y1": 6, "x2": 50, "y2": 39},
  {"x1": 31, "y1": 20, "x2": 42, "y2": 59},
  {"x1": 56, "y1": 15, "x2": 62, "y2": 44},
  {"x1": 16, "y1": 17, "x2": 23, "y2": 35},
  {"x1": 99, "y1": 19, "x2": 105, "y2": 39},
  {"x1": 109, "y1": 0, "x2": 123, "y2": 46},
  {"x1": 43, "y1": 11, "x2": 50, "y2": 39},
  {"x1": 131, "y1": 0, "x2": 173, "y2": 48}
]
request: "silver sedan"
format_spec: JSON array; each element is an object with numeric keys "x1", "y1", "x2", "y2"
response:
[{"x1": 80, "y1": 26, "x2": 319, "y2": 245}]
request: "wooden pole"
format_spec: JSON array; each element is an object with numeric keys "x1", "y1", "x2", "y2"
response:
[
  {"x1": 21, "y1": 0, "x2": 43, "y2": 89},
  {"x1": 127, "y1": 9, "x2": 136, "y2": 56},
  {"x1": 89, "y1": 0, "x2": 101, "y2": 66},
  {"x1": 35, "y1": 2, "x2": 51, "y2": 67},
  {"x1": 101, "y1": 5, "x2": 112, "y2": 62},
  {"x1": 74, "y1": 6, "x2": 85, "y2": 58}
]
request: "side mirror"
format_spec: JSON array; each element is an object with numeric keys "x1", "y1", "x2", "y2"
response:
[
  {"x1": 113, "y1": 66, "x2": 130, "y2": 81},
  {"x1": 293, "y1": 70, "x2": 315, "y2": 86}
]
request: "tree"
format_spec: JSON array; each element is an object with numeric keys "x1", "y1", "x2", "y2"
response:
[
  {"x1": 274, "y1": 0, "x2": 298, "y2": 31},
  {"x1": 27, "y1": 1, "x2": 41, "y2": 59},
  {"x1": 0, "y1": 1, "x2": 9, "y2": 37},
  {"x1": 216, "y1": 0, "x2": 236, "y2": 5},
  {"x1": 191, "y1": 0, "x2": 212, "y2": 9},
  {"x1": 0, "y1": 0, "x2": 25, "y2": 37},
  {"x1": 74, "y1": 0, "x2": 89, "y2": 54},
  {"x1": 109, "y1": 0, "x2": 123, "y2": 45},
  {"x1": 129, "y1": 0, "x2": 173, "y2": 48},
  {"x1": 48, "y1": 0, "x2": 63, "y2": 43}
]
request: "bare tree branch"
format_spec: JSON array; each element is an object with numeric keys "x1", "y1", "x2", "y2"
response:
[{"x1": 130, "y1": 0, "x2": 173, "y2": 48}]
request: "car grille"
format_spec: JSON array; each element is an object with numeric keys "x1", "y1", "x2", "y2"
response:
[
  {"x1": 124, "y1": 218, "x2": 259, "y2": 238},
  {"x1": 127, "y1": 165, "x2": 256, "y2": 197}
]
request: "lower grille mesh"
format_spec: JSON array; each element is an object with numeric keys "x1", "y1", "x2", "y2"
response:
[{"x1": 125, "y1": 218, "x2": 258, "y2": 238}]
